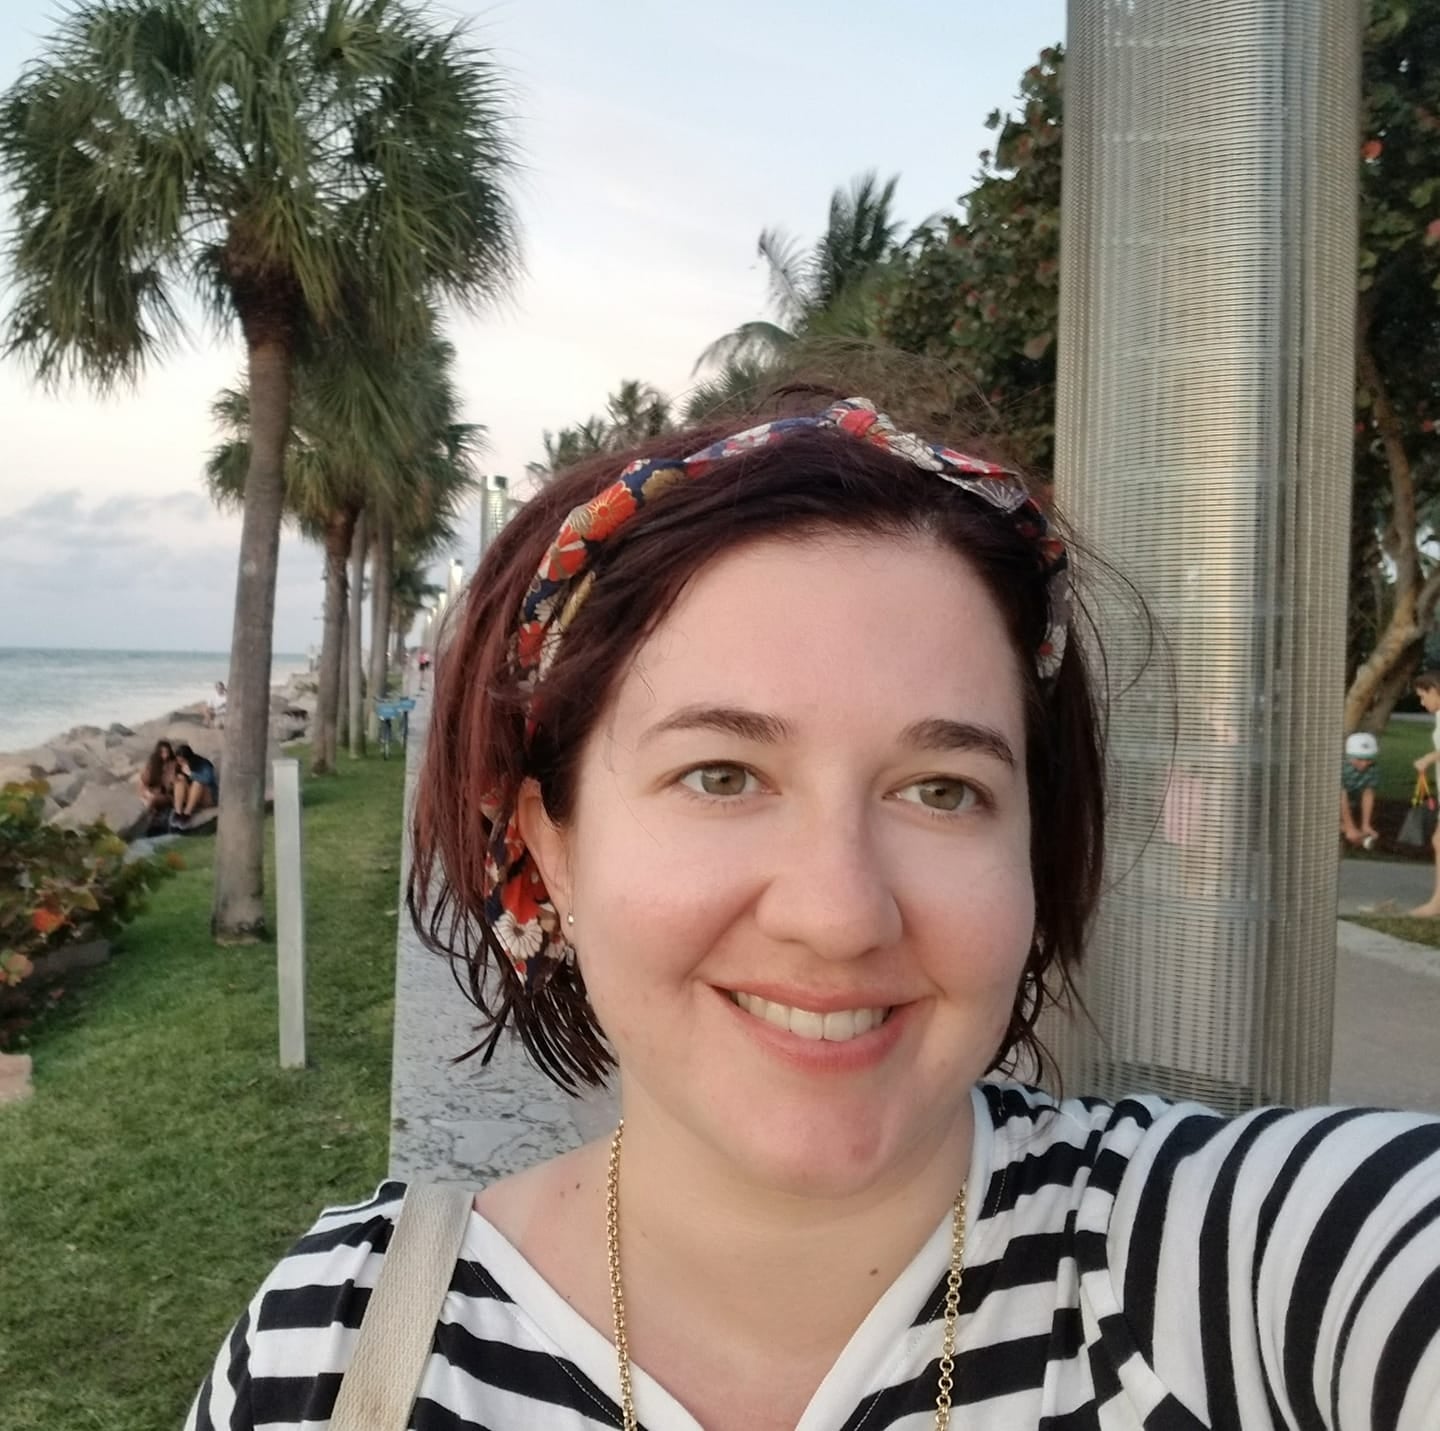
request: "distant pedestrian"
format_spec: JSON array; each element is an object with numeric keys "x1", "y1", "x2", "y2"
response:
[
  {"x1": 170, "y1": 744, "x2": 218, "y2": 829},
  {"x1": 1340, "y1": 731, "x2": 1380, "y2": 849},
  {"x1": 1410, "y1": 670, "x2": 1440, "y2": 915},
  {"x1": 417, "y1": 648, "x2": 431, "y2": 690},
  {"x1": 204, "y1": 680, "x2": 227, "y2": 728}
]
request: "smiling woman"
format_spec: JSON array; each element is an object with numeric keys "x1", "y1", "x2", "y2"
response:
[{"x1": 186, "y1": 395, "x2": 1440, "y2": 1431}]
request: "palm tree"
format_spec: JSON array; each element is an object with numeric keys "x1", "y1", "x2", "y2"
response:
[
  {"x1": 0, "y1": 0, "x2": 518, "y2": 941},
  {"x1": 364, "y1": 351, "x2": 484, "y2": 747},
  {"x1": 680, "y1": 356, "x2": 773, "y2": 425},
  {"x1": 390, "y1": 552, "x2": 444, "y2": 666},
  {"x1": 696, "y1": 172, "x2": 904, "y2": 373},
  {"x1": 208, "y1": 316, "x2": 479, "y2": 771},
  {"x1": 605, "y1": 379, "x2": 671, "y2": 447}
]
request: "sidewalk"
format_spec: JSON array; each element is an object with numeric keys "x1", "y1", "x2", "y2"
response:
[
  {"x1": 388, "y1": 694, "x2": 615, "y2": 1186},
  {"x1": 389, "y1": 746, "x2": 1440, "y2": 1183}
]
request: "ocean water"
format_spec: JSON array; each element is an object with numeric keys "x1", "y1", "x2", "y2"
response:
[{"x1": 0, "y1": 648, "x2": 310, "y2": 755}]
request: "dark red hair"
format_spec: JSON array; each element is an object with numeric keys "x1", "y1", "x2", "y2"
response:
[{"x1": 409, "y1": 404, "x2": 1106, "y2": 1090}]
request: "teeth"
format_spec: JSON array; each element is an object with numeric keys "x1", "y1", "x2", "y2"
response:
[{"x1": 732, "y1": 992, "x2": 888, "y2": 1042}]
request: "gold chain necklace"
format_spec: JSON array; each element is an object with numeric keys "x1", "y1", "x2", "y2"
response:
[{"x1": 605, "y1": 1120, "x2": 968, "y2": 1431}]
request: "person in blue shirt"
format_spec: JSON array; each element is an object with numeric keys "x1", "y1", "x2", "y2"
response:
[{"x1": 171, "y1": 743, "x2": 219, "y2": 829}]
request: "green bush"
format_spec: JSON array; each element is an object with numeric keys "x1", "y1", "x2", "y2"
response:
[{"x1": 0, "y1": 780, "x2": 178, "y2": 1043}]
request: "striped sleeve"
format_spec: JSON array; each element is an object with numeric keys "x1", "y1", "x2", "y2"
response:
[
  {"x1": 1107, "y1": 1104, "x2": 1440, "y2": 1429},
  {"x1": 184, "y1": 1181, "x2": 406, "y2": 1431}
]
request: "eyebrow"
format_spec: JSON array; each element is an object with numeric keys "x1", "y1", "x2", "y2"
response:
[
  {"x1": 639, "y1": 705, "x2": 1016, "y2": 767},
  {"x1": 640, "y1": 704, "x2": 795, "y2": 746},
  {"x1": 898, "y1": 718, "x2": 1016, "y2": 769}
]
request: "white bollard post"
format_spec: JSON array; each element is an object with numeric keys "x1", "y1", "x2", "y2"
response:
[{"x1": 273, "y1": 758, "x2": 306, "y2": 1069}]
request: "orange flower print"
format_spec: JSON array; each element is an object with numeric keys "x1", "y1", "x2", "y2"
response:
[
  {"x1": 544, "y1": 523, "x2": 588, "y2": 581},
  {"x1": 582, "y1": 482, "x2": 639, "y2": 543}
]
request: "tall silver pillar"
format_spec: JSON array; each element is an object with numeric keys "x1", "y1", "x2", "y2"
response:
[{"x1": 1050, "y1": 0, "x2": 1361, "y2": 1111}]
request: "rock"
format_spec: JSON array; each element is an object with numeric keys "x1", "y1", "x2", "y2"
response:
[
  {"x1": 4, "y1": 744, "x2": 73, "y2": 776},
  {"x1": 108, "y1": 722, "x2": 134, "y2": 738},
  {"x1": 60, "y1": 724, "x2": 104, "y2": 743},
  {"x1": 31, "y1": 938, "x2": 111, "y2": 983},
  {"x1": 0, "y1": 1052, "x2": 33, "y2": 1105},
  {"x1": 125, "y1": 833, "x2": 181, "y2": 863},
  {"x1": 104, "y1": 748, "x2": 143, "y2": 781},
  {"x1": 47, "y1": 770, "x2": 88, "y2": 807},
  {"x1": 51, "y1": 782, "x2": 152, "y2": 840},
  {"x1": 0, "y1": 757, "x2": 47, "y2": 786}
]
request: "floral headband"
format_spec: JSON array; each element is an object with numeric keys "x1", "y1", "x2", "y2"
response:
[{"x1": 480, "y1": 397, "x2": 1070, "y2": 983}]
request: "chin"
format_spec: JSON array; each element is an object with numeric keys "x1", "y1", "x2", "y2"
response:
[{"x1": 699, "y1": 1090, "x2": 956, "y2": 1201}]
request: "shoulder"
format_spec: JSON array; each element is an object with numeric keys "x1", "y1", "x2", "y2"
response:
[
  {"x1": 186, "y1": 1181, "x2": 409, "y2": 1429},
  {"x1": 245, "y1": 1179, "x2": 407, "y2": 1358},
  {"x1": 975, "y1": 1080, "x2": 1440, "y2": 1221}
]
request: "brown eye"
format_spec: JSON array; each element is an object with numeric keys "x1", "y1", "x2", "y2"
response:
[
  {"x1": 897, "y1": 779, "x2": 976, "y2": 813},
  {"x1": 680, "y1": 764, "x2": 755, "y2": 798}
]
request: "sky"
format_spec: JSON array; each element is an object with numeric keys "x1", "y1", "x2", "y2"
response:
[{"x1": 0, "y1": 0, "x2": 1065, "y2": 653}]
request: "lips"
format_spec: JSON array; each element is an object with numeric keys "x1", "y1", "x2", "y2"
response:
[{"x1": 729, "y1": 991, "x2": 892, "y2": 1043}]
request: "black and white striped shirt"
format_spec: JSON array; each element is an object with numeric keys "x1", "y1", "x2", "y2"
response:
[{"x1": 186, "y1": 1083, "x2": 1440, "y2": 1429}]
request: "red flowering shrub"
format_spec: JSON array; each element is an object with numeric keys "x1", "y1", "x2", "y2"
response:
[{"x1": 1, "y1": 780, "x2": 178, "y2": 1043}]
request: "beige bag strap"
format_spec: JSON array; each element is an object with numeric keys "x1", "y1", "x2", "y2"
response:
[{"x1": 329, "y1": 1182, "x2": 475, "y2": 1431}]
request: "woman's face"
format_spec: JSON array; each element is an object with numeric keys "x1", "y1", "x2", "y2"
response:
[
  {"x1": 525, "y1": 532, "x2": 1036, "y2": 1197},
  {"x1": 158, "y1": 743, "x2": 174, "y2": 761}
]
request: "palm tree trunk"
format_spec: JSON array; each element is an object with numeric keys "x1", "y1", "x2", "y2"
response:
[
  {"x1": 212, "y1": 334, "x2": 291, "y2": 943},
  {"x1": 367, "y1": 514, "x2": 395, "y2": 741},
  {"x1": 312, "y1": 508, "x2": 354, "y2": 775},
  {"x1": 391, "y1": 615, "x2": 407, "y2": 675},
  {"x1": 337, "y1": 600, "x2": 349, "y2": 736},
  {"x1": 347, "y1": 509, "x2": 368, "y2": 757}
]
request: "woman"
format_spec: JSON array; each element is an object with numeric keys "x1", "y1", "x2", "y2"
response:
[
  {"x1": 187, "y1": 398, "x2": 1440, "y2": 1429},
  {"x1": 171, "y1": 743, "x2": 219, "y2": 829},
  {"x1": 135, "y1": 739, "x2": 176, "y2": 816}
]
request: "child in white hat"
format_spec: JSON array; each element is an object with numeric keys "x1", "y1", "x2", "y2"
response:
[{"x1": 1341, "y1": 730, "x2": 1380, "y2": 849}]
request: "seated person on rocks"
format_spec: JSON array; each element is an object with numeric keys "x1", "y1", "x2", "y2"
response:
[
  {"x1": 135, "y1": 740, "x2": 177, "y2": 815},
  {"x1": 171, "y1": 744, "x2": 219, "y2": 828},
  {"x1": 205, "y1": 680, "x2": 228, "y2": 728}
]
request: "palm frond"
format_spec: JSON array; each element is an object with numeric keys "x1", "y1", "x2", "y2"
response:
[{"x1": 693, "y1": 320, "x2": 794, "y2": 376}]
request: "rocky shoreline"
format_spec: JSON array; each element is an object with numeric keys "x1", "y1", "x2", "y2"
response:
[{"x1": 0, "y1": 671, "x2": 317, "y2": 841}]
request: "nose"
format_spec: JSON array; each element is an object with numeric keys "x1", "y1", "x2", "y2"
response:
[{"x1": 751, "y1": 803, "x2": 903, "y2": 961}]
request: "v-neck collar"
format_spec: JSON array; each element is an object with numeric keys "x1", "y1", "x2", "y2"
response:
[{"x1": 460, "y1": 1087, "x2": 996, "y2": 1431}]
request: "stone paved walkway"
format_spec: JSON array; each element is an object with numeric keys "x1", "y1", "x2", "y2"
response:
[
  {"x1": 388, "y1": 694, "x2": 616, "y2": 1185},
  {"x1": 389, "y1": 718, "x2": 1440, "y2": 1182}
]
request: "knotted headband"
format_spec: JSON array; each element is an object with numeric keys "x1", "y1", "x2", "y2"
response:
[{"x1": 480, "y1": 397, "x2": 1070, "y2": 983}]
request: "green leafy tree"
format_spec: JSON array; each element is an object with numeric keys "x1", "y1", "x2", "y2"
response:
[
  {"x1": 1344, "y1": 0, "x2": 1440, "y2": 729},
  {"x1": 0, "y1": 0, "x2": 518, "y2": 940},
  {"x1": 880, "y1": 49, "x2": 1063, "y2": 471}
]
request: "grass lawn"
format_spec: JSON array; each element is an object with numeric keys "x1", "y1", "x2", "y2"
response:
[
  {"x1": 0, "y1": 750, "x2": 406, "y2": 1431},
  {"x1": 1372, "y1": 715, "x2": 1436, "y2": 801},
  {"x1": 1346, "y1": 913, "x2": 1440, "y2": 948}
]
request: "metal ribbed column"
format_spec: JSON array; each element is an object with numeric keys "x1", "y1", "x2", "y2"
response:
[{"x1": 1050, "y1": 0, "x2": 1361, "y2": 1111}]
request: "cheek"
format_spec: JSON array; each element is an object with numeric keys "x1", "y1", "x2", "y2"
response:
[{"x1": 912, "y1": 846, "x2": 1035, "y2": 993}]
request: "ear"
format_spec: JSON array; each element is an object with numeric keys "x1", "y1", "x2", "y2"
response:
[{"x1": 515, "y1": 778, "x2": 573, "y2": 915}]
